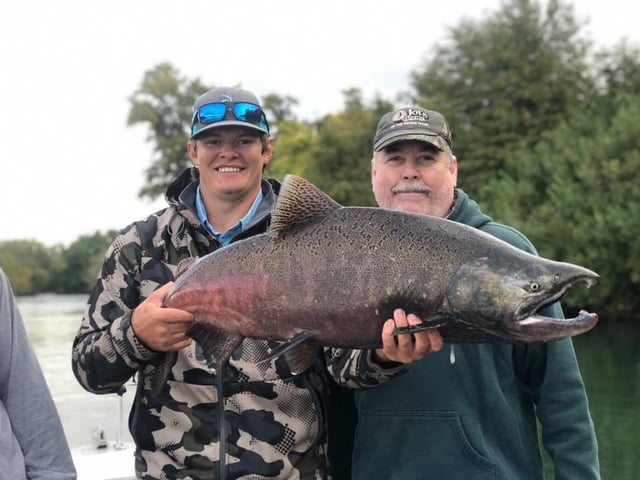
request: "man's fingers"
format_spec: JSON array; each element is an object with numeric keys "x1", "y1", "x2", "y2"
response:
[
  {"x1": 148, "y1": 282, "x2": 174, "y2": 304},
  {"x1": 376, "y1": 309, "x2": 444, "y2": 364},
  {"x1": 380, "y1": 319, "x2": 397, "y2": 353},
  {"x1": 394, "y1": 311, "x2": 415, "y2": 351},
  {"x1": 410, "y1": 313, "x2": 443, "y2": 357},
  {"x1": 131, "y1": 281, "x2": 195, "y2": 351}
]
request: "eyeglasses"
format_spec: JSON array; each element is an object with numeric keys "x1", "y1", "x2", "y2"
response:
[{"x1": 193, "y1": 102, "x2": 269, "y2": 134}]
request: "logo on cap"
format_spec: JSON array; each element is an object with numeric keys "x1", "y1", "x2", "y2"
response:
[{"x1": 392, "y1": 108, "x2": 430, "y2": 124}]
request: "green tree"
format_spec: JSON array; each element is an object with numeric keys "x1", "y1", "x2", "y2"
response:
[
  {"x1": 485, "y1": 94, "x2": 640, "y2": 319},
  {"x1": 128, "y1": 63, "x2": 210, "y2": 200},
  {"x1": 307, "y1": 89, "x2": 393, "y2": 206},
  {"x1": 479, "y1": 41, "x2": 640, "y2": 320},
  {"x1": 409, "y1": 0, "x2": 595, "y2": 197},
  {"x1": 0, "y1": 240, "x2": 59, "y2": 295},
  {"x1": 57, "y1": 230, "x2": 118, "y2": 293},
  {"x1": 262, "y1": 93, "x2": 299, "y2": 136},
  {"x1": 266, "y1": 119, "x2": 318, "y2": 181}
]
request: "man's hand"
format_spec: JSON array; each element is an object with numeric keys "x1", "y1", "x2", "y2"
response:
[
  {"x1": 375, "y1": 309, "x2": 443, "y2": 364},
  {"x1": 131, "y1": 282, "x2": 194, "y2": 352}
]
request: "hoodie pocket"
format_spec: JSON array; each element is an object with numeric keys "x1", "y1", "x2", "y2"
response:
[{"x1": 352, "y1": 410, "x2": 495, "y2": 480}]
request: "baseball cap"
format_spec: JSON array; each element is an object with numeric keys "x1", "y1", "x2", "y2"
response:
[
  {"x1": 190, "y1": 86, "x2": 270, "y2": 139},
  {"x1": 373, "y1": 106, "x2": 453, "y2": 153}
]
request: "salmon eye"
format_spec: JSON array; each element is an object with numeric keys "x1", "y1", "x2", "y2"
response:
[{"x1": 529, "y1": 282, "x2": 540, "y2": 292}]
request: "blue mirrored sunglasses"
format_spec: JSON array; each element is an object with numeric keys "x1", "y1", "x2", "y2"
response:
[{"x1": 194, "y1": 102, "x2": 269, "y2": 134}]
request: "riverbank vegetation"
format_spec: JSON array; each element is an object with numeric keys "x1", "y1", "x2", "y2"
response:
[{"x1": 1, "y1": 0, "x2": 638, "y2": 321}]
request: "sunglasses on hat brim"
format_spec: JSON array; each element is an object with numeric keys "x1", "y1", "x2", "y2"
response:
[{"x1": 193, "y1": 102, "x2": 269, "y2": 134}]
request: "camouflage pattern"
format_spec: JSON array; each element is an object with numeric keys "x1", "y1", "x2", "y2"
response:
[
  {"x1": 71, "y1": 168, "x2": 352, "y2": 480},
  {"x1": 325, "y1": 348, "x2": 408, "y2": 389}
]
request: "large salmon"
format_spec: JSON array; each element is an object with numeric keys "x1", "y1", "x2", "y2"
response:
[{"x1": 164, "y1": 175, "x2": 599, "y2": 372}]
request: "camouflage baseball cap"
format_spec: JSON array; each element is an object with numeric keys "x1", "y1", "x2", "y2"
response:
[
  {"x1": 190, "y1": 86, "x2": 270, "y2": 139},
  {"x1": 373, "y1": 106, "x2": 453, "y2": 153}
]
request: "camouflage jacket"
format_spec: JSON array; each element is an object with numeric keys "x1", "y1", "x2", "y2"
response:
[{"x1": 72, "y1": 168, "x2": 337, "y2": 480}]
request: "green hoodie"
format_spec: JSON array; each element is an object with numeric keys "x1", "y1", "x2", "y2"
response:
[{"x1": 348, "y1": 189, "x2": 600, "y2": 480}]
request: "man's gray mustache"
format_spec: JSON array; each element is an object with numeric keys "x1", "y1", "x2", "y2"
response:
[{"x1": 392, "y1": 183, "x2": 432, "y2": 194}]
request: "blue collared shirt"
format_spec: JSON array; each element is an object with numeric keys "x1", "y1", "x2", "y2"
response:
[{"x1": 195, "y1": 186, "x2": 263, "y2": 246}]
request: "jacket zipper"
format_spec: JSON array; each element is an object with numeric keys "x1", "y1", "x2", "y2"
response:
[{"x1": 216, "y1": 362, "x2": 227, "y2": 479}]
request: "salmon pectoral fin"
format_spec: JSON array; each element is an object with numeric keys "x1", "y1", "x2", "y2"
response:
[
  {"x1": 188, "y1": 322, "x2": 243, "y2": 371},
  {"x1": 150, "y1": 351, "x2": 178, "y2": 398},
  {"x1": 257, "y1": 331, "x2": 318, "y2": 374},
  {"x1": 284, "y1": 344, "x2": 322, "y2": 375}
]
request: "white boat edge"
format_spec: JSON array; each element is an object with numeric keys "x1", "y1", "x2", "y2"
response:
[{"x1": 72, "y1": 441, "x2": 136, "y2": 480}]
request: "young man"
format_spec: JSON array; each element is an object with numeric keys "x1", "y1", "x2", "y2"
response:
[
  {"x1": 72, "y1": 87, "x2": 439, "y2": 479},
  {"x1": 1, "y1": 268, "x2": 76, "y2": 479},
  {"x1": 331, "y1": 106, "x2": 601, "y2": 479}
]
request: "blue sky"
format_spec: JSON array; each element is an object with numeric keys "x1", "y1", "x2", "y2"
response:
[{"x1": 1, "y1": 0, "x2": 637, "y2": 246}]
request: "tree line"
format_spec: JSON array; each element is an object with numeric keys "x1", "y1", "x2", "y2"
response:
[
  {"x1": 1, "y1": 0, "x2": 638, "y2": 321},
  {"x1": 0, "y1": 232, "x2": 116, "y2": 296}
]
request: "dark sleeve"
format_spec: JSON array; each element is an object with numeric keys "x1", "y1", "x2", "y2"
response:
[
  {"x1": 482, "y1": 224, "x2": 600, "y2": 479},
  {"x1": 514, "y1": 339, "x2": 600, "y2": 479}
]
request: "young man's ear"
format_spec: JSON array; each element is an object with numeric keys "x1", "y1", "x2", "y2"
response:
[
  {"x1": 262, "y1": 137, "x2": 274, "y2": 166},
  {"x1": 187, "y1": 140, "x2": 198, "y2": 166}
]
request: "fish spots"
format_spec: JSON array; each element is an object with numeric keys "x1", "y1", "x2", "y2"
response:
[{"x1": 164, "y1": 175, "x2": 599, "y2": 351}]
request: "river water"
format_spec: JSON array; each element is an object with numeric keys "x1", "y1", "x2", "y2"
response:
[
  {"x1": 16, "y1": 293, "x2": 640, "y2": 479},
  {"x1": 17, "y1": 293, "x2": 135, "y2": 451}
]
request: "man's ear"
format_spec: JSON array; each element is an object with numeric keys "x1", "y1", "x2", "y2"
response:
[
  {"x1": 370, "y1": 157, "x2": 377, "y2": 186},
  {"x1": 187, "y1": 140, "x2": 198, "y2": 166},
  {"x1": 450, "y1": 155, "x2": 458, "y2": 185},
  {"x1": 263, "y1": 137, "x2": 274, "y2": 166}
]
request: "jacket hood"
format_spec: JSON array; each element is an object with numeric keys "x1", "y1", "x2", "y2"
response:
[
  {"x1": 448, "y1": 188, "x2": 493, "y2": 229},
  {"x1": 163, "y1": 167, "x2": 281, "y2": 233}
]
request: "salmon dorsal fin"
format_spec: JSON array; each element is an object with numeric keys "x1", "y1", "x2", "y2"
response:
[{"x1": 270, "y1": 175, "x2": 342, "y2": 235}]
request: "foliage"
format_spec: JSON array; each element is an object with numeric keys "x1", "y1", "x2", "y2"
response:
[
  {"x1": 595, "y1": 42, "x2": 640, "y2": 100},
  {"x1": 0, "y1": 232, "x2": 116, "y2": 295},
  {"x1": 261, "y1": 93, "x2": 299, "y2": 136},
  {"x1": 306, "y1": 89, "x2": 393, "y2": 206},
  {"x1": 409, "y1": 0, "x2": 594, "y2": 196},
  {"x1": 57, "y1": 230, "x2": 118, "y2": 293},
  {"x1": 484, "y1": 94, "x2": 640, "y2": 319},
  {"x1": 127, "y1": 63, "x2": 210, "y2": 200},
  {"x1": 0, "y1": 240, "x2": 62, "y2": 295},
  {"x1": 265, "y1": 119, "x2": 318, "y2": 182}
]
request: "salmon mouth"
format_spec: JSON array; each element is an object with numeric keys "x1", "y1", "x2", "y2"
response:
[
  {"x1": 514, "y1": 309, "x2": 599, "y2": 341},
  {"x1": 513, "y1": 274, "x2": 599, "y2": 341}
]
